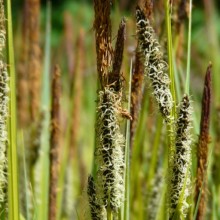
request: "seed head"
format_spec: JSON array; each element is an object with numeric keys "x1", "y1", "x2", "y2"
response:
[
  {"x1": 95, "y1": 88, "x2": 125, "y2": 211},
  {"x1": 169, "y1": 95, "x2": 192, "y2": 218},
  {"x1": 136, "y1": 6, "x2": 173, "y2": 121}
]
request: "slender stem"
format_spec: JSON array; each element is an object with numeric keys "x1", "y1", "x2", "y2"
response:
[
  {"x1": 164, "y1": 1, "x2": 176, "y2": 219},
  {"x1": 6, "y1": 0, "x2": 20, "y2": 219},
  {"x1": 124, "y1": 60, "x2": 132, "y2": 220},
  {"x1": 165, "y1": 0, "x2": 176, "y2": 116},
  {"x1": 185, "y1": 0, "x2": 192, "y2": 94},
  {"x1": 165, "y1": 0, "x2": 176, "y2": 165},
  {"x1": 107, "y1": 208, "x2": 113, "y2": 220}
]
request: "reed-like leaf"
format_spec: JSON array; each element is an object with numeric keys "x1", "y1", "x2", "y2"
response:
[{"x1": 6, "y1": 0, "x2": 20, "y2": 218}]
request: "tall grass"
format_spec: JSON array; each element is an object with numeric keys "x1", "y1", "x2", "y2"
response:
[{"x1": 2, "y1": 0, "x2": 220, "y2": 219}]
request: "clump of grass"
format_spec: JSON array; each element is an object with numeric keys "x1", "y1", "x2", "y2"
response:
[{"x1": 3, "y1": 0, "x2": 220, "y2": 218}]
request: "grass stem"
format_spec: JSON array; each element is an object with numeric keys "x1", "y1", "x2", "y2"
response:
[
  {"x1": 185, "y1": 0, "x2": 192, "y2": 94},
  {"x1": 123, "y1": 60, "x2": 132, "y2": 220},
  {"x1": 165, "y1": 0, "x2": 176, "y2": 116},
  {"x1": 6, "y1": 0, "x2": 20, "y2": 218}
]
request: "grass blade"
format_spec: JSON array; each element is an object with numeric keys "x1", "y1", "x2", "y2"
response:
[{"x1": 6, "y1": 0, "x2": 20, "y2": 218}]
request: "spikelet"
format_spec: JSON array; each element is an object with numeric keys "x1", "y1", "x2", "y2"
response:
[
  {"x1": 87, "y1": 175, "x2": 107, "y2": 220},
  {"x1": 0, "y1": 0, "x2": 9, "y2": 206},
  {"x1": 196, "y1": 64, "x2": 211, "y2": 220},
  {"x1": 135, "y1": 6, "x2": 173, "y2": 121},
  {"x1": 169, "y1": 95, "x2": 192, "y2": 219},
  {"x1": 95, "y1": 88, "x2": 125, "y2": 211}
]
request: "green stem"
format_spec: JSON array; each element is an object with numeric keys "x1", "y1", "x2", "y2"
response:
[
  {"x1": 185, "y1": 0, "x2": 192, "y2": 94},
  {"x1": 6, "y1": 0, "x2": 20, "y2": 219},
  {"x1": 164, "y1": 1, "x2": 177, "y2": 219},
  {"x1": 124, "y1": 60, "x2": 132, "y2": 220},
  {"x1": 165, "y1": 0, "x2": 176, "y2": 166},
  {"x1": 107, "y1": 208, "x2": 113, "y2": 220},
  {"x1": 165, "y1": 0, "x2": 176, "y2": 116}
]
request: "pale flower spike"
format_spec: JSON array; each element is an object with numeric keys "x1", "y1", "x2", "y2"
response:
[
  {"x1": 169, "y1": 95, "x2": 192, "y2": 219},
  {"x1": 135, "y1": 6, "x2": 173, "y2": 122},
  {"x1": 95, "y1": 88, "x2": 125, "y2": 211}
]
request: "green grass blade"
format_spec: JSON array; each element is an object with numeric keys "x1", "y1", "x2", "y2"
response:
[{"x1": 6, "y1": 0, "x2": 20, "y2": 219}]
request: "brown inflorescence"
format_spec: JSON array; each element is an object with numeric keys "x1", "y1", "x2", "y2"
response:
[
  {"x1": 93, "y1": 0, "x2": 113, "y2": 88},
  {"x1": 49, "y1": 65, "x2": 61, "y2": 220},
  {"x1": 195, "y1": 64, "x2": 212, "y2": 220},
  {"x1": 28, "y1": 0, "x2": 42, "y2": 121},
  {"x1": 109, "y1": 18, "x2": 126, "y2": 92}
]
